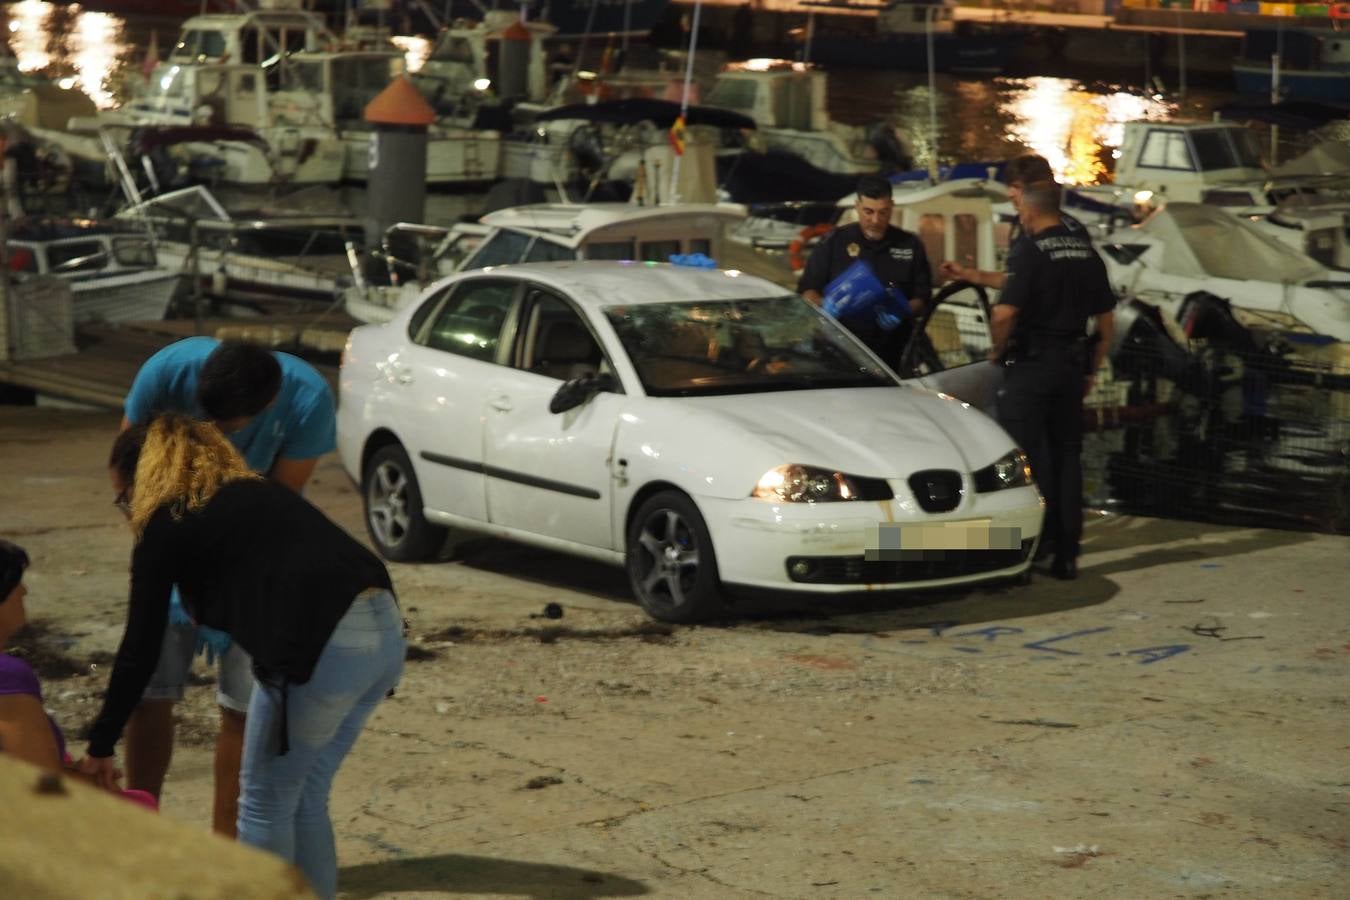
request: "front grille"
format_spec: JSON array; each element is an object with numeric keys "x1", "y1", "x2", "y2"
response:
[
  {"x1": 787, "y1": 540, "x2": 1033, "y2": 585},
  {"x1": 908, "y1": 469, "x2": 964, "y2": 513}
]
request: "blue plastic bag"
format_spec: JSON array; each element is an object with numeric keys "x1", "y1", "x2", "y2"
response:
[
  {"x1": 822, "y1": 260, "x2": 910, "y2": 332},
  {"x1": 669, "y1": 252, "x2": 718, "y2": 268}
]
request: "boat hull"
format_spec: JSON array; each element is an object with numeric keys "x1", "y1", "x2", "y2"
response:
[
  {"x1": 1232, "y1": 63, "x2": 1350, "y2": 103},
  {"x1": 69, "y1": 271, "x2": 179, "y2": 325}
]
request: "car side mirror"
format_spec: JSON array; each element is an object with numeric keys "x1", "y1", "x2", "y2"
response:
[{"x1": 549, "y1": 372, "x2": 615, "y2": 414}]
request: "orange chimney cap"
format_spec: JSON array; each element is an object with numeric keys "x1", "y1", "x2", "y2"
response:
[
  {"x1": 502, "y1": 19, "x2": 532, "y2": 41},
  {"x1": 364, "y1": 75, "x2": 437, "y2": 127}
]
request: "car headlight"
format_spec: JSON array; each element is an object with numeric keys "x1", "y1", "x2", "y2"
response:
[
  {"x1": 972, "y1": 449, "x2": 1033, "y2": 493},
  {"x1": 751, "y1": 464, "x2": 893, "y2": 503}
]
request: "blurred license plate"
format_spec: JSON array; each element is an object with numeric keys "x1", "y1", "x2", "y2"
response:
[{"x1": 866, "y1": 520, "x2": 1021, "y2": 560}]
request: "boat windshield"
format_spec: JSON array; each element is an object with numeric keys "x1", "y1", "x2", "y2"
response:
[
  {"x1": 603, "y1": 295, "x2": 896, "y2": 397},
  {"x1": 1190, "y1": 128, "x2": 1263, "y2": 172}
]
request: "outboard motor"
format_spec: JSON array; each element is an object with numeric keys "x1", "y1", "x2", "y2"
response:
[
  {"x1": 1110, "y1": 298, "x2": 1208, "y2": 396},
  {"x1": 866, "y1": 122, "x2": 913, "y2": 173}
]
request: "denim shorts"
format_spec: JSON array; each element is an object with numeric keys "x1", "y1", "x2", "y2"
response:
[{"x1": 143, "y1": 618, "x2": 254, "y2": 713}]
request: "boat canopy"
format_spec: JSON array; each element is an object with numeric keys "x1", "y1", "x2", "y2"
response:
[
  {"x1": 1273, "y1": 140, "x2": 1350, "y2": 178},
  {"x1": 1137, "y1": 202, "x2": 1326, "y2": 283}
]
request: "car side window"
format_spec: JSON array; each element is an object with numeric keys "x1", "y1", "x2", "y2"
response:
[
  {"x1": 464, "y1": 229, "x2": 531, "y2": 269},
  {"x1": 521, "y1": 291, "x2": 609, "y2": 382},
  {"x1": 420, "y1": 281, "x2": 517, "y2": 363}
]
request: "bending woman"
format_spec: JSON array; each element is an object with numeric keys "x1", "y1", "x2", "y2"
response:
[{"x1": 79, "y1": 414, "x2": 404, "y2": 899}]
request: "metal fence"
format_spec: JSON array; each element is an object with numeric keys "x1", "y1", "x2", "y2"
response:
[{"x1": 1083, "y1": 304, "x2": 1350, "y2": 535}]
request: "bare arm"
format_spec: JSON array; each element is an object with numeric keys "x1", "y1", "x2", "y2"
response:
[
  {"x1": 0, "y1": 694, "x2": 63, "y2": 772},
  {"x1": 1085, "y1": 310, "x2": 1115, "y2": 395},
  {"x1": 939, "y1": 262, "x2": 1006, "y2": 291},
  {"x1": 269, "y1": 456, "x2": 320, "y2": 493}
]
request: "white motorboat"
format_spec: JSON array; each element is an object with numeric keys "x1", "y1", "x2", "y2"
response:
[
  {"x1": 1098, "y1": 202, "x2": 1350, "y2": 341},
  {"x1": 8, "y1": 224, "x2": 179, "y2": 325},
  {"x1": 114, "y1": 185, "x2": 362, "y2": 310},
  {"x1": 344, "y1": 202, "x2": 757, "y2": 324},
  {"x1": 1077, "y1": 121, "x2": 1350, "y2": 221},
  {"x1": 704, "y1": 59, "x2": 910, "y2": 177},
  {"x1": 1251, "y1": 199, "x2": 1350, "y2": 273}
]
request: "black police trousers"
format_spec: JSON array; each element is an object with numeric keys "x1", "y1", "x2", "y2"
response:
[{"x1": 996, "y1": 353, "x2": 1085, "y2": 561}]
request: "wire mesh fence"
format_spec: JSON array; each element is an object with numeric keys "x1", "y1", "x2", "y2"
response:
[{"x1": 1084, "y1": 321, "x2": 1350, "y2": 535}]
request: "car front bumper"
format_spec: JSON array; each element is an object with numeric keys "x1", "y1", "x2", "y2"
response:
[{"x1": 698, "y1": 486, "x2": 1043, "y2": 593}]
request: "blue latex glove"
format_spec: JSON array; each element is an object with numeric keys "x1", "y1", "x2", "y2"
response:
[
  {"x1": 168, "y1": 587, "x2": 232, "y2": 664},
  {"x1": 874, "y1": 285, "x2": 911, "y2": 332},
  {"x1": 196, "y1": 625, "x2": 233, "y2": 666}
]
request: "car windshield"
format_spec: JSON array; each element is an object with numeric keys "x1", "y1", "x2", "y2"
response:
[{"x1": 603, "y1": 295, "x2": 897, "y2": 397}]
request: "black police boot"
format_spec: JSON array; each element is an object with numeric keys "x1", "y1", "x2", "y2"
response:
[{"x1": 1049, "y1": 556, "x2": 1078, "y2": 581}]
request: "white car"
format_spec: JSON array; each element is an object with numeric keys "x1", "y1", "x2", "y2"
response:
[{"x1": 337, "y1": 261, "x2": 1043, "y2": 622}]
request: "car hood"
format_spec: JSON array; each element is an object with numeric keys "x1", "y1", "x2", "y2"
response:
[{"x1": 674, "y1": 386, "x2": 1013, "y2": 477}]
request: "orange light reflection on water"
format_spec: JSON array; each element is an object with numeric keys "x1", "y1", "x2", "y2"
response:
[
  {"x1": 4, "y1": 0, "x2": 132, "y2": 109},
  {"x1": 1000, "y1": 77, "x2": 1174, "y2": 185}
]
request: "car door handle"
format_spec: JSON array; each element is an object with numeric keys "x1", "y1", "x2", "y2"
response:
[{"x1": 489, "y1": 395, "x2": 512, "y2": 412}]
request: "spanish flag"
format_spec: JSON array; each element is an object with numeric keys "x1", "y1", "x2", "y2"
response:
[{"x1": 668, "y1": 115, "x2": 686, "y2": 156}]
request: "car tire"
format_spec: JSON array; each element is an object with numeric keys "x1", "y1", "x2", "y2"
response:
[
  {"x1": 626, "y1": 490, "x2": 723, "y2": 623},
  {"x1": 362, "y1": 443, "x2": 446, "y2": 562}
]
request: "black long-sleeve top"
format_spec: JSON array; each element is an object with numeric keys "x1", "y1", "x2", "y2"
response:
[{"x1": 87, "y1": 478, "x2": 392, "y2": 758}]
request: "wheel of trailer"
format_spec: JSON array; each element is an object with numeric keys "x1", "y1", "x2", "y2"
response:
[
  {"x1": 626, "y1": 491, "x2": 723, "y2": 623},
  {"x1": 363, "y1": 443, "x2": 446, "y2": 562}
]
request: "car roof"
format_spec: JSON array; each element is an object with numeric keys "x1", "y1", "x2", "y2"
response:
[{"x1": 465, "y1": 260, "x2": 789, "y2": 308}]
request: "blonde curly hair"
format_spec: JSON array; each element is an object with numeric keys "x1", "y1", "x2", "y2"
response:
[{"x1": 109, "y1": 413, "x2": 260, "y2": 537}]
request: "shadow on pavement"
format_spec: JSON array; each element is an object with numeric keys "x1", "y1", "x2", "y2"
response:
[
  {"x1": 435, "y1": 517, "x2": 1316, "y2": 635},
  {"x1": 339, "y1": 853, "x2": 649, "y2": 899}
]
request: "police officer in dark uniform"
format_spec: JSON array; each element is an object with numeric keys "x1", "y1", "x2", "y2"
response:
[
  {"x1": 990, "y1": 182, "x2": 1115, "y2": 580},
  {"x1": 939, "y1": 153, "x2": 1086, "y2": 293},
  {"x1": 798, "y1": 174, "x2": 931, "y2": 367}
]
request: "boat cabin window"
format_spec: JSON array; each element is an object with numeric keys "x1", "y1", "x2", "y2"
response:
[
  {"x1": 584, "y1": 240, "x2": 636, "y2": 261},
  {"x1": 332, "y1": 57, "x2": 402, "y2": 121},
  {"x1": 523, "y1": 237, "x2": 575, "y2": 263},
  {"x1": 1190, "y1": 129, "x2": 1261, "y2": 172},
  {"x1": 283, "y1": 60, "x2": 325, "y2": 95},
  {"x1": 466, "y1": 229, "x2": 532, "y2": 268},
  {"x1": 173, "y1": 30, "x2": 227, "y2": 61},
  {"x1": 689, "y1": 238, "x2": 712, "y2": 257},
  {"x1": 640, "y1": 239, "x2": 681, "y2": 262},
  {"x1": 705, "y1": 78, "x2": 757, "y2": 112},
  {"x1": 113, "y1": 236, "x2": 156, "y2": 267},
  {"x1": 1137, "y1": 130, "x2": 1194, "y2": 171},
  {"x1": 48, "y1": 240, "x2": 107, "y2": 273}
]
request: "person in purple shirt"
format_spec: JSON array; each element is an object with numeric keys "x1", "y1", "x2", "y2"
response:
[{"x1": 0, "y1": 539, "x2": 155, "y2": 809}]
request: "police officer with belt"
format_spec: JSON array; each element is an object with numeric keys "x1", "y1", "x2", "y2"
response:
[
  {"x1": 990, "y1": 182, "x2": 1115, "y2": 580},
  {"x1": 799, "y1": 174, "x2": 930, "y2": 367}
]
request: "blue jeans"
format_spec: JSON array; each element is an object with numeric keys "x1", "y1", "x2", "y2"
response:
[{"x1": 237, "y1": 589, "x2": 404, "y2": 900}]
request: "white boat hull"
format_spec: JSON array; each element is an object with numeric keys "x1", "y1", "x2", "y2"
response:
[{"x1": 69, "y1": 270, "x2": 179, "y2": 324}]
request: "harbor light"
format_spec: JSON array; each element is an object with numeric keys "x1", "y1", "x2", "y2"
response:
[{"x1": 473, "y1": 77, "x2": 491, "y2": 92}]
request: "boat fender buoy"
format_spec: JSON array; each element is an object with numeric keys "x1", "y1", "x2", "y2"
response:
[{"x1": 789, "y1": 223, "x2": 833, "y2": 273}]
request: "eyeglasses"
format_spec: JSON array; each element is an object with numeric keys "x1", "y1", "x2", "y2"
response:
[{"x1": 113, "y1": 489, "x2": 132, "y2": 519}]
